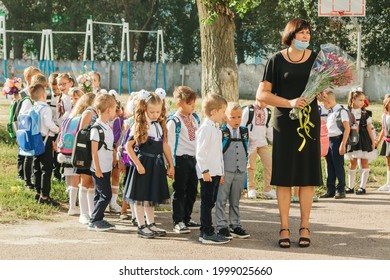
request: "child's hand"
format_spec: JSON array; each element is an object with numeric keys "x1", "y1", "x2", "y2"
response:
[
  {"x1": 339, "y1": 145, "x2": 346, "y2": 156},
  {"x1": 219, "y1": 176, "x2": 225, "y2": 185},
  {"x1": 167, "y1": 165, "x2": 175, "y2": 179},
  {"x1": 95, "y1": 169, "x2": 103, "y2": 178},
  {"x1": 372, "y1": 142, "x2": 376, "y2": 150},
  {"x1": 202, "y1": 172, "x2": 212, "y2": 182},
  {"x1": 52, "y1": 141, "x2": 57, "y2": 151},
  {"x1": 136, "y1": 164, "x2": 145, "y2": 174}
]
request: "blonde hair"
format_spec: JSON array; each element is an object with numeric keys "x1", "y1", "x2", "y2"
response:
[
  {"x1": 90, "y1": 71, "x2": 101, "y2": 82},
  {"x1": 173, "y1": 86, "x2": 197, "y2": 103},
  {"x1": 29, "y1": 84, "x2": 45, "y2": 101},
  {"x1": 202, "y1": 93, "x2": 227, "y2": 117},
  {"x1": 134, "y1": 92, "x2": 167, "y2": 145},
  {"x1": 347, "y1": 88, "x2": 365, "y2": 111},
  {"x1": 70, "y1": 93, "x2": 96, "y2": 117},
  {"x1": 225, "y1": 102, "x2": 242, "y2": 115},
  {"x1": 31, "y1": 73, "x2": 47, "y2": 87},
  {"x1": 24, "y1": 66, "x2": 40, "y2": 79},
  {"x1": 48, "y1": 73, "x2": 59, "y2": 85},
  {"x1": 94, "y1": 93, "x2": 117, "y2": 115},
  {"x1": 68, "y1": 87, "x2": 85, "y2": 99},
  {"x1": 383, "y1": 94, "x2": 390, "y2": 112}
]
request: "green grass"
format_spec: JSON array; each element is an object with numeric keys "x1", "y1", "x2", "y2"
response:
[{"x1": 0, "y1": 102, "x2": 387, "y2": 223}]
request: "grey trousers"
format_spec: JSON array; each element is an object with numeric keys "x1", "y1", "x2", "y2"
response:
[{"x1": 215, "y1": 170, "x2": 246, "y2": 230}]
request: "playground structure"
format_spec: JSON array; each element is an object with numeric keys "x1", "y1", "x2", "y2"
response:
[{"x1": 0, "y1": 15, "x2": 166, "y2": 94}]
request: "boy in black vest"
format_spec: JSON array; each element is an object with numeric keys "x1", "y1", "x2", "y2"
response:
[{"x1": 167, "y1": 86, "x2": 200, "y2": 234}]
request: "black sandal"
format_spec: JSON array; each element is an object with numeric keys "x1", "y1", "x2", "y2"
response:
[
  {"x1": 278, "y1": 228, "x2": 291, "y2": 248},
  {"x1": 299, "y1": 227, "x2": 311, "y2": 248}
]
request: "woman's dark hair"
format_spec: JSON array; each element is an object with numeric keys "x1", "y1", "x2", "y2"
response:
[{"x1": 281, "y1": 18, "x2": 312, "y2": 46}]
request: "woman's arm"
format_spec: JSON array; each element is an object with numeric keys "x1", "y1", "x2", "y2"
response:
[{"x1": 256, "y1": 80, "x2": 307, "y2": 109}]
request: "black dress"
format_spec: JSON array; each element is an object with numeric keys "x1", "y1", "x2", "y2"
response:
[{"x1": 263, "y1": 51, "x2": 323, "y2": 187}]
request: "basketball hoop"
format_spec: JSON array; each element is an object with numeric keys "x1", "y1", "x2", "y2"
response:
[{"x1": 318, "y1": 0, "x2": 366, "y2": 17}]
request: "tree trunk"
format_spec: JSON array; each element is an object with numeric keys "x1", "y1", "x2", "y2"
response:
[{"x1": 196, "y1": 0, "x2": 238, "y2": 102}]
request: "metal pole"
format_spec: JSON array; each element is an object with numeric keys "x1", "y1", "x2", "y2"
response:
[
  {"x1": 126, "y1": 23, "x2": 131, "y2": 94},
  {"x1": 49, "y1": 30, "x2": 55, "y2": 73},
  {"x1": 351, "y1": 17, "x2": 362, "y2": 86},
  {"x1": 119, "y1": 22, "x2": 126, "y2": 94},
  {"x1": 159, "y1": 30, "x2": 167, "y2": 91},
  {"x1": 155, "y1": 30, "x2": 160, "y2": 89},
  {"x1": 39, "y1": 30, "x2": 45, "y2": 72},
  {"x1": 0, "y1": 15, "x2": 7, "y2": 78}
]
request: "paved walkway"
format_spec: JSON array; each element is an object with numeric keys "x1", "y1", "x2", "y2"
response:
[{"x1": 1, "y1": 186, "x2": 389, "y2": 260}]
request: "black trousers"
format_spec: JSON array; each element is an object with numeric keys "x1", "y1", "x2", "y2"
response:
[
  {"x1": 52, "y1": 133, "x2": 62, "y2": 179},
  {"x1": 91, "y1": 171, "x2": 112, "y2": 222},
  {"x1": 199, "y1": 176, "x2": 221, "y2": 235},
  {"x1": 325, "y1": 135, "x2": 346, "y2": 195},
  {"x1": 19, "y1": 155, "x2": 34, "y2": 185},
  {"x1": 172, "y1": 156, "x2": 198, "y2": 224},
  {"x1": 33, "y1": 136, "x2": 55, "y2": 197}
]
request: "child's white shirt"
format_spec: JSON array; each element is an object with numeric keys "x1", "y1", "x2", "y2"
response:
[
  {"x1": 195, "y1": 118, "x2": 224, "y2": 178},
  {"x1": 90, "y1": 119, "x2": 114, "y2": 173},
  {"x1": 167, "y1": 112, "x2": 198, "y2": 157},
  {"x1": 327, "y1": 104, "x2": 350, "y2": 137},
  {"x1": 351, "y1": 108, "x2": 372, "y2": 125},
  {"x1": 19, "y1": 97, "x2": 33, "y2": 116},
  {"x1": 129, "y1": 121, "x2": 163, "y2": 141},
  {"x1": 241, "y1": 105, "x2": 273, "y2": 156},
  {"x1": 35, "y1": 101, "x2": 60, "y2": 137}
]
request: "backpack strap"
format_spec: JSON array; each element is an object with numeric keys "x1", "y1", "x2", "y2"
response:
[
  {"x1": 192, "y1": 112, "x2": 201, "y2": 125},
  {"x1": 336, "y1": 105, "x2": 350, "y2": 132},
  {"x1": 239, "y1": 126, "x2": 249, "y2": 157},
  {"x1": 92, "y1": 124, "x2": 112, "y2": 151},
  {"x1": 221, "y1": 126, "x2": 231, "y2": 154},
  {"x1": 167, "y1": 115, "x2": 181, "y2": 166},
  {"x1": 245, "y1": 105, "x2": 255, "y2": 131}
]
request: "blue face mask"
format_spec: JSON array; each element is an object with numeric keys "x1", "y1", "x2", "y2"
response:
[{"x1": 294, "y1": 39, "x2": 310, "y2": 50}]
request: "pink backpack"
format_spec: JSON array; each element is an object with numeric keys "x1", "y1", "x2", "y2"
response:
[
  {"x1": 320, "y1": 119, "x2": 329, "y2": 157},
  {"x1": 57, "y1": 115, "x2": 82, "y2": 156}
]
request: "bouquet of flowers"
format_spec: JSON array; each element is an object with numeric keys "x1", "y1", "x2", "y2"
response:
[
  {"x1": 3, "y1": 77, "x2": 23, "y2": 96},
  {"x1": 289, "y1": 43, "x2": 357, "y2": 151},
  {"x1": 76, "y1": 72, "x2": 93, "y2": 93}
]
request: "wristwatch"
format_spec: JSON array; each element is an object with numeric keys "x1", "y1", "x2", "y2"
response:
[{"x1": 202, "y1": 169, "x2": 209, "y2": 174}]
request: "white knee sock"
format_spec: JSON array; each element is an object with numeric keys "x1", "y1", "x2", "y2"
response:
[
  {"x1": 387, "y1": 171, "x2": 390, "y2": 186},
  {"x1": 69, "y1": 186, "x2": 78, "y2": 210},
  {"x1": 348, "y1": 169, "x2": 357, "y2": 189},
  {"x1": 87, "y1": 188, "x2": 95, "y2": 216},
  {"x1": 130, "y1": 201, "x2": 136, "y2": 219},
  {"x1": 144, "y1": 206, "x2": 155, "y2": 225},
  {"x1": 78, "y1": 186, "x2": 88, "y2": 216},
  {"x1": 134, "y1": 204, "x2": 145, "y2": 226},
  {"x1": 110, "y1": 185, "x2": 119, "y2": 206},
  {"x1": 360, "y1": 169, "x2": 370, "y2": 190}
]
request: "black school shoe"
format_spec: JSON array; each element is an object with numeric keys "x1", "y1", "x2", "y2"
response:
[
  {"x1": 218, "y1": 227, "x2": 233, "y2": 240},
  {"x1": 38, "y1": 197, "x2": 60, "y2": 207},
  {"x1": 319, "y1": 193, "x2": 335, "y2": 198},
  {"x1": 230, "y1": 227, "x2": 250, "y2": 239},
  {"x1": 345, "y1": 187, "x2": 354, "y2": 194},
  {"x1": 356, "y1": 188, "x2": 366, "y2": 195}
]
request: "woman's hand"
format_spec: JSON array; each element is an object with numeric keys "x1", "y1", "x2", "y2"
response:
[
  {"x1": 136, "y1": 164, "x2": 145, "y2": 174},
  {"x1": 289, "y1": 97, "x2": 307, "y2": 109}
]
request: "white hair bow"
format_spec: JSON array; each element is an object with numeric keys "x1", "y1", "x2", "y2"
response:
[
  {"x1": 155, "y1": 88, "x2": 166, "y2": 100},
  {"x1": 138, "y1": 89, "x2": 150, "y2": 100}
]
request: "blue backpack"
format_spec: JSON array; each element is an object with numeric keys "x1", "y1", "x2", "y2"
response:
[
  {"x1": 221, "y1": 125, "x2": 249, "y2": 157},
  {"x1": 167, "y1": 112, "x2": 200, "y2": 166},
  {"x1": 16, "y1": 104, "x2": 48, "y2": 156}
]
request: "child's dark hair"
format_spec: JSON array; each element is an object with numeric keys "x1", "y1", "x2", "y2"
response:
[
  {"x1": 48, "y1": 73, "x2": 59, "y2": 85},
  {"x1": 348, "y1": 88, "x2": 365, "y2": 111},
  {"x1": 134, "y1": 92, "x2": 167, "y2": 145},
  {"x1": 29, "y1": 84, "x2": 46, "y2": 101},
  {"x1": 173, "y1": 86, "x2": 197, "y2": 104},
  {"x1": 202, "y1": 93, "x2": 227, "y2": 117}
]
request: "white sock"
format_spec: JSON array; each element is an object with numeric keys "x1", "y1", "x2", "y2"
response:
[
  {"x1": 387, "y1": 171, "x2": 390, "y2": 186},
  {"x1": 144, "y1": 205, "x2": 155, "y2": 225},
  {"x1": 68, "y1": 186, "x2": 78, "y2": 210},
  {"x1": 129, "y1": 201, "x2": 136, "y2": 220},
  {"x1": 134, "y1": 203, "x2": 145, "y2": 227},
  {"x1": 348, "y1": 169, "x2": 357, "y2": 190},
  {"x1": 87, "y1": 188, "x2": 95, "y2": 217},
  {"x1": 78, "y1": 186, "x2": 88, "y2": 216},
  {"x1": 110, "y1": 185, "x2": 119, "y2": 206},
  {"x1": 360, "y1": 169, "x2": 370, "y2": 190}
]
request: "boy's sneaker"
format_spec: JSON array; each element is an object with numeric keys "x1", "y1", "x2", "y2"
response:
[
  {"x1": 263, "y1": 189, "x2": 277, "y2": 199},
  {"x1": 174, "y1": 222, "x2": 191, "y2": 234},
  {"x1": 185, "y1": 220, "x2": 201, "y2": 229},
  {"x1": 378, "y1": 184, "x2": 390, "y2": 191},
  {"x1": 108, "y1": 203, "x2": 121, "y2": 213},
  {"x1": 38, "y1": 197, "x2": 60, "y2": 207},
  {"x1": 88, "y1": 220, "x2": 114, "y2": 232},
  {"x1": 335, "y1": 192, "x2": 346, "y2": 199},
  {"x1": 230, "y1": 227, "x2": 250, "y2": 239},
  {"x1": 247, "y1": 189, "x2": 257, "y2": 199},
  {"x1": 79, "y1": 214, "x2": 90, "y2": 225},
  {"x1": 201, "y1": 233, "x2": 230, "y2": 245},
  {"x1": 218, "y1": 227, "x2": 233, "y2": 239}
]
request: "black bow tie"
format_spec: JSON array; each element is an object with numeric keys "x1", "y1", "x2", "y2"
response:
[{"x1": 151, "y1": 121, "x2": 158, "y2": 124}]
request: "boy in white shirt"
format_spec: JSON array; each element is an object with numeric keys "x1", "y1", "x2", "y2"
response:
[
  {"x1": 88, "y1": 93, "x2": 118, "y2": 231},
  {"x1": 29, "y1": 84, "x2": 60, "y2": 206},
  {"x1": 196, "y1": 94, "x2": 229, "y2": 245},
  {"x1": 241, "y1": 101, "x2": 275, "y2": 199},
  {"x1": 168, "y1": 86, "x2": 200, "y2": 234}
]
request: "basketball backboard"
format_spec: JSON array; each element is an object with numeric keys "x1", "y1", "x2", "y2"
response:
[{"x1": 318, "y1": 0, "x2": 365, "y2": 17}]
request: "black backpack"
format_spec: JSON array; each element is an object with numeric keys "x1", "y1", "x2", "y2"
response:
[
  {"x1": 335, "y1": 105, "x2": 359, "y2": 146},
  {"x1": 244, "y1": 104, "x2": 272, "y2": 131},
  {"x1": 71, "y1": 123, "x2": 111, "y2": 170}
]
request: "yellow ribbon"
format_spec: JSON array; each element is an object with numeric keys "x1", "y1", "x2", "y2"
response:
[{"x1": 297, "y1": 105, "x2": 315, "y2": 152}]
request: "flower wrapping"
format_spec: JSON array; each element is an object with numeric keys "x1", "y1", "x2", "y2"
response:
[
  {"x1": 76, "y1": 73, "x2": 93, "y2": 93},
  {"x1": 3, "y1": 77, "x2": 23, "y2": 96},
  {"x1": 289, "y1": 43, "x2": 357, "y2": 151}
]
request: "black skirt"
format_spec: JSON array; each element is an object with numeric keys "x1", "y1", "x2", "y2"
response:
[{"x1": 123, "y1": 138, "x2": 170, "y2": 206}]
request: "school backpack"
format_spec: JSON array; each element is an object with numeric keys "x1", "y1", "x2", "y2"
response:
[
  {"x1": 71, "y1": 123, "x2": 110, "y2": 170},
  {"x1": 57, "y1": 115, "x2": 82, "y2": 156},
  {"x1": 16, "y1": 103, "x2": 48, "y2": 157},
  {"x1": 8, "y1": 96, "x2": 33, "y2": 138},
  {"x1": 244, "y1": 104, "x2": 271, "y2": 131},
  {"x1": 221, "y1": 125, "x2": 249, "y2": 157},
  {"x1": 335, "y1": 105, "x2": 359, "y2": 146},
  {"x1": 167, "y1": 112, "x2": 201, "y2": 166},
  {"x1": 318, "y1": 105, "x2": 329, "y2": 157},
  {"x1": 118, "y1": 125, "x2": 134, "y2": 167}
]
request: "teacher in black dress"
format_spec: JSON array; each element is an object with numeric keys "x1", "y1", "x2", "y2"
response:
[{"x1": 256, "y1": 18, "x2": 322, "y2": 248}]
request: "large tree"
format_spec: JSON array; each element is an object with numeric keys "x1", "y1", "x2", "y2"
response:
[{"x1": 196, "y1": 0, "x2": 260, "y2": 101}]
